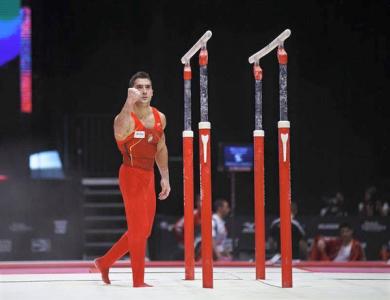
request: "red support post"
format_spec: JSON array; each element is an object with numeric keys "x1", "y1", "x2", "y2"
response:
[
  {"x1": 278, "y1": 121, "x2": 292, "y2": 288},
  {"x1": 183, "y1": 131, "x2": 194, "y2": 280},
  {"x1": 199, "y1": 122, "x2": 213, "y2": 288},
  {"x1": 254, "y1": 130, "x2": 265, "y2": 280},
  {"x1": 183, "y1": 63, "x2": 194, "y2": 280}
]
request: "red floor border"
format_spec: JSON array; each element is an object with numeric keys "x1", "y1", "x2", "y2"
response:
[{"x1": 0, "y1": 260, "x2": 389, "y2": 269}]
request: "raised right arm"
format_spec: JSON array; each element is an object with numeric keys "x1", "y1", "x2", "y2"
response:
[{"x1": 114, "y1": 88, "x2": 140, "y2": 141}]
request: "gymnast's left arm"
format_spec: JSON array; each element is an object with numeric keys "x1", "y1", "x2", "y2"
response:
[{"x1": 155, "y1": 113, "x2": 171, "y2": 200}]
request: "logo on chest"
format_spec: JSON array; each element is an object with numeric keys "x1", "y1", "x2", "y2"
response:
[
  {"x1": 134, "y1": 131, "x2": 145, "y2": 139},
  {"x1": 134, "y1": 131, "x2": 155, "y2": 143}
]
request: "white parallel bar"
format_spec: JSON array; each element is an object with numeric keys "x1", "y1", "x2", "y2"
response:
[
  {"x1": 181, "y1": 30, "x2": 212, "y2": 64},
  {"x1": 248, "y1": 29, "x2": 291, "y2": 64}
]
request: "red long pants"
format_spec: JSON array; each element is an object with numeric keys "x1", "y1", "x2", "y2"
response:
[{"x1": 99, "y1": 164, "x2": 156, "y2": 286}]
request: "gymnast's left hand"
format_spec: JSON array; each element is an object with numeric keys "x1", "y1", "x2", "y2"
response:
[{"x1": 158, "y1": 178, "x2": 171, "y2": 200}]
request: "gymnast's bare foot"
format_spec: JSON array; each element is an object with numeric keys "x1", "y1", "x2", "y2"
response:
[
  {"x1": 94, "y1": 258, "x2": 111, "y2": 284},
  {"x1": 133, "y1": 282, "x2": 153, "y2": 288}
]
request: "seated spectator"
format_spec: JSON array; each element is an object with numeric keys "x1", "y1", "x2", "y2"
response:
[
  {"x1": 358, "y1": 186, "x2": 377, "y2": 216},
  {"x1": 211, "y1": 199, "x2": 232, "y2": 261},
  {"x1": 381, "y1": 200, "x2": 389, "y2": 216},
  {"x1": 320, "y1": 192, "x2": 347, "y2": 217},
  {"x1": 379, "y1": 243, "x2": 390, "y2": 261},
  {"x1": 309, "y1": 223, "x2": 366, "y2": 261},
  {"x1": 194, "y1": 198, "x2": 232, "y2": 261},
  {"x1": 374, "y1": 198, "x2": 389, "y2": 216},
  {"x1": 268, "y1": 202, "x2": 307, "y2": 260}
]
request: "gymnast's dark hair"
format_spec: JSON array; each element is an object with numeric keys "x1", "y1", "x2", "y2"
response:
[{"x1": 129, "y1": 71, "x2": 152, "y2": 87}]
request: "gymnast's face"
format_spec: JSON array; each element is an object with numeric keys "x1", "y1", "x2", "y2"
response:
[{"x1": 133, "y1": 78, "x2": 153, "y2": 104}]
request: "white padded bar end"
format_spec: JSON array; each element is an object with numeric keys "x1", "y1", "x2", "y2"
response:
[
  {"x1": 181, "y1": 30, "x2": 213, "y2": 64},
  {"x1": 253, "y1": 130, "x2": 265, "y2": 137},
  {"x1": 248, "y1": 29, "x2": 291, "y2": 64},
  {"x1": 278, "y1": 121, "x2": 290, "y2": 128},
  {"x1": 182, "y1": 130, "x2": 194, "y2": 137},
  {"x1": 198, "y1": 122, "x2": 211, "y2": 129}
]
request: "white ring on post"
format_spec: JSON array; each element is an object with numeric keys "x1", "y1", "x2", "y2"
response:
[
  {"x1": 278, "y1": 121, "x2": 290, "y2": 128},
  {"x1": 183, "y1": 130, "x2": 194, "y2": 137},
  {"x1": 253, "y1": 130, "x2": 265, "y2": 137},
  {"x1": 198, "y1": 122, "x2": 211, "y2": 129}
]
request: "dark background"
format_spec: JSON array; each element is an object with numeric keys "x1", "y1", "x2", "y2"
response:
[{"x1": 0, "y1": 0, "x2": 389, "y2": 259}]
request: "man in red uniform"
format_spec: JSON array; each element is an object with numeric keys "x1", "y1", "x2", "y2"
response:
[
  {"x1": 309, "y1": 223, "x2": 365, "y2": 261},
  {"x1": 94, "y1": 71, "x2": 170, "y2": 287}
]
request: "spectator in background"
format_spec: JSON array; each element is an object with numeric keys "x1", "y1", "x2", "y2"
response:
[
  {"x1": 195, "y1": 198, "x2": 232, "y2": 261},
  {"x1": 358, "y1": 186, "x2": 390, "y2": 216},
  {"x1": 309, "y1": 222, "x2": 366, "y2": 261},
  {"x1": 268, "y1": 202, "x2": 308, "y2": 260},
  {"x1": 358, "y1": 186, "x2": 377, "y2": 216},
  {"x1": 320, "y1": 192, "x2": 347, "y2": 217},
  {"x1": 379, "y1": 243, "x2": 390, "y2": 261},
  {"x1": 211, "y1": 199, "x2": 232, "y2": 261},
  {"x1": 374, "y1": 198, "x2": 389, "y2": 216},
  {"x1": 172, "y1": 194, "x2": 201, "y2": 260}
]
